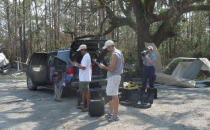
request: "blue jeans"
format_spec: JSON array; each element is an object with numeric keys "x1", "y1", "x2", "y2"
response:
[{"x1": 142, "y1": 66, "x2": 156, "y2": 89}]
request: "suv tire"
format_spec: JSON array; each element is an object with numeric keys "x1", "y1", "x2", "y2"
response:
[{"x1": 27, "y1": 77, "x2": 37, "y2": 90}]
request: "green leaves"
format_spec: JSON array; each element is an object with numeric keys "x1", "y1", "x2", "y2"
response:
[{"x1": 159, "y1": 8, "x2": 170, "y2": 17}]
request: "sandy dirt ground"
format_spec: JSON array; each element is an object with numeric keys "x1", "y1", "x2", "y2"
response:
[{"x1": 0, "y1": 79, "x2": 210, "y2": 130}]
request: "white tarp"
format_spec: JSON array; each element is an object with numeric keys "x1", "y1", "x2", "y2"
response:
[
  {"x1": 172, "y1": 62, "x2": 192, "y2": 78},
  {"x1": 0, "y1": 53, "x2": 9, "y2": 67},
  {"x1": 156, "y1": 58, "x2": 210, "y2": 88},
  {"x1": 176, "y1": 59, "x2": 203, "y2": 80},
  {"x1": 169, "y1": 58, "x2": 210, "y2": 80},
  {"x1": 200, "y1": 58, "x2": 210, "y2": 72}
]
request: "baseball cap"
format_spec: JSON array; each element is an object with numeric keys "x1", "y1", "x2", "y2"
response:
[
  {"x1": 103, "y1": 40, "x2": 115, "y2": 49},
  {"x1": 147, "y1": 46, "x2": 153, "y2": 50},
  {"x1": 77, "y1": 44, "x2": 87, "y2": 51}
]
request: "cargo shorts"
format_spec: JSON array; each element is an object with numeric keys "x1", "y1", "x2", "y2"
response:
[
  {"x1": 79, "y1": 82, "x2": 90, "y2": 92},
  {"x1": 106, "y1": 75, "x2": 121, "y2": 96}
]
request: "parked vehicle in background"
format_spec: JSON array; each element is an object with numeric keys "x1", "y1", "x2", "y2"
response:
[{"x1": 26, "y1": 36, "x2": 108, "y2": 98}]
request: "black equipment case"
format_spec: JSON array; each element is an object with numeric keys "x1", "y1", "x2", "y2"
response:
[
  {"x1": 120, "y1": 86, "x2": 157, "y2": 108},
  {"x1": 89, "y1": 99, "x2": 105, "y2": 117},
  {"x1": 88, "y1": 87, "x2": 106, "y2": 117}
]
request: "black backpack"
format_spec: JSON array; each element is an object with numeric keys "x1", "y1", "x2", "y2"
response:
[{"x1": 135, "y1": 88, "x2": 157, "y2": 108}]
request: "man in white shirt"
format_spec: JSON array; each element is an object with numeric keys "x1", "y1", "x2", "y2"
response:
[{"x1": 74, "y1": 44, "x2": 92, "y2": 112}]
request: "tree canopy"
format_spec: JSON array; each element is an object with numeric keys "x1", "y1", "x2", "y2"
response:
[
  {"x1": 0, "y1": 0, "x2": 209, "y2": 67},
  {"x1": 98, "y1": 0, "x2": 210, "y2": 47}
]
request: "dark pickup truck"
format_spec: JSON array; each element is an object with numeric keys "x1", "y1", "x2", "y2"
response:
[{"x1": 26, "y1": 37, "x2": 108, "y2": 97}]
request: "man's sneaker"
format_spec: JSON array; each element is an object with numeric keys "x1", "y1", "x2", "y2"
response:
[
  {"x1": 146, "y1": 102, "x2": 151, "y2": 106},
  {"x1": 105, "y1": 113, "x2": 112, "y2": 119},
  {"x1": 77, "y1": 105, "x2": 83, "y2": 109},
  {"x1": 82, "y1": 107, "x2": 88, "y2": 112},
  {"x1": 145, "y1": 102, "x2": 151, "y2": 108},
  {"x1": 54, "y1": 98, "x2": 62, "y2": 102},
  {"x1": 137, "y1": 101, "x2": 142, "y2": 105},
  {"x1": 108, "y1": 115, "x2": 119, "y2": 122}
]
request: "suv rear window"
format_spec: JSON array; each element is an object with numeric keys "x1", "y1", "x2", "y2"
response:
[{"x1": 30, "y1": 53, "x2": 48, "y2": 65}]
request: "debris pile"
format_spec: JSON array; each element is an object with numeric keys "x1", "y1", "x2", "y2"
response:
[
  {"x1": 145, "y1": 43, "x2": 210, "y2": 88},
  {"x1": 0, "y1": 52, "x2": 10, "y2": 74}
]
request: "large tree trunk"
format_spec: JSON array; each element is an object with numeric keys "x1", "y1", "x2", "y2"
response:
[
  {"x1": 53, "y1": 0, "x2": 57, "y2": 49},
  {"x1": 18, "y1": 0, "x2": 23, "y2": 60},
  {"x1": 111, "y1": 1, "x2": 115, "y2": 39},
  {"x1": 208, "y1": 0, "x2": 210, "y2": 48},
  {"x1": 34, "y1": 0, "x2": 40, "y2": 51},
  {"x1": 135, "y1": 23, "x2": 151, "y2": 73},
  {"x1": 45, "y1": 0, "x2": 48, "y2": 51},
  {"x1": 5, "y1": 0, "x2": 12, "y2": 58},
  {"x1": 132, "y1": 0, "x2": 151, "y2": 73},
  {"x1": 14, "y1": 0, "x2": 18, "y2": 56},
  {"x1": 22, "y1": 0, "x2": 27, "y2": 61},
  {"x1": 49, "y1": 0, "x2": 52, "y2": 50},
  {"x1": 81, "y1": 0, "x2": 85, "y2": 35},
  {"x1": 29, "y1": 0, "x2": 33, "y2": 54},
  {"x1": 74, "y1": 0, "x2": 78, "y2": 38},
  {"x1": 57, "y1": 0, "x2": 60, "y2": 47}
]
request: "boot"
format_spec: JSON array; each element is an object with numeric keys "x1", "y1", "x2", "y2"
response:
[
  {"x1": 148, "y1": 88, "x2": 155, "y2": 104},
  {"x1": 137, "y1": 87, "x2": 145, "y2": 105}
]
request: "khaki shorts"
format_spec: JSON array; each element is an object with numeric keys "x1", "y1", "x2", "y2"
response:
[
  {"x1": 79, "y1": 82, "x2": 90, "y2": 92},
  {"x1": 106, "y1": 75, "x2": 121, "y2": 96}
]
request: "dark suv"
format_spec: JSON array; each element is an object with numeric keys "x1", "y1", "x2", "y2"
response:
[{"x1": 26, "y1": 37, "x2": 108, "y2": 96}]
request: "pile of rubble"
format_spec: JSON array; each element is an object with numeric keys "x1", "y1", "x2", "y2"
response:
[
  {"x1": 145, "y1": 43, "x2": 210, "y2": 88},
  {"x1": 0, "y1": 52, "x2": 10, "y2": 74}
]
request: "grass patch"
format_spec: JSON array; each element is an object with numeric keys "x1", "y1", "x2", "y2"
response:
[{"x1": 0, "y1": 69, "x2": 26, "y2": 80}]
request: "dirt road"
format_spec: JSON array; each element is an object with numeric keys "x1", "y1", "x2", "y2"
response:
[{"x1": 0, "y1": 79, "x2": 210, "y2": 130}]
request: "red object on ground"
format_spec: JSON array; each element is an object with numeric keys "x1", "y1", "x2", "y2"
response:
[{"x1": 66, "y1": 68, "x2": 74, "y2": 74}]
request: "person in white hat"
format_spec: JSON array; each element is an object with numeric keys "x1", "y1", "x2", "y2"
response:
[
  {"x1": 99, "y1": 40, "x2": 124, "y2": 122},
  {"x1": 142, "y1": 45, "x2": 155, "y2": 66},
  {"x1": 74, "y1": 44, "x2": 92, "y2": 112},
  {"x1": 138, "y1": 45, "x2": 156, "y2": 105}
]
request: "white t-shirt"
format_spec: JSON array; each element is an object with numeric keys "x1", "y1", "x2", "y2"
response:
[{"x1": 79, "y1": 53, "x2": 92, "y2": 82}]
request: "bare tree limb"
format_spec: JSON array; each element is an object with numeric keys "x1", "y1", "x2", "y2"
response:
[
  {"x1": 103, "y1": 25, "x2": 116, "y2": 35},
  {"x1": 98, "y1": 0, "x2": 210, "y2": 47},
  {"x1": 181, "y1": 4, "x2": 210, "y2": 14},
  {"x1": 98, "y1": 16, "x2": 108, "y2": 36},
  {"x1": 146, "y1": 0, "x2": 157, "y2": 13},
  {"x1": 152, "y1": 1, "x2": 210, "y2": 47},
  {"x1": 98, "y1": 0, "x2": 136, "y2": 35},
  {"x1": 118, "y1": 0, "x2": 132, "y2": 17}
]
